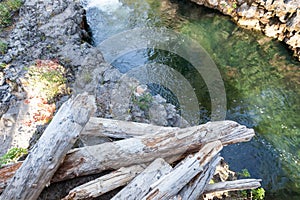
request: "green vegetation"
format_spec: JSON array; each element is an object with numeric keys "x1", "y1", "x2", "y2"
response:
[
  {"x1": 0, "y1": 0, "x2": 23, "y2": 28},
  {"x1": 235, "y1": 169, "x2": 265, "y2": 199},
  {"x1": 0, "y1": 147, "x2": 28, "y2": 167},
  {"x1": 25, "y1": 60, "x2": 67, "y2": 101},
  {"x1": 132, "y1": 93, "x2": 153, "y2": 111},
  {"x1": 238, "y1": 168, "x2": 251, "y2": 178},
  {"x1": 209, "y1": 179, "x2": 215, "y2": 184},
  {"x1": 0, "y1": 40, "x2": 8, "y2": 54},
  {"x1": 238, "y1": 187, "x2": 266, "y2": 200},
  {"x1": 232, "y1": 3, "x2": 237, "y2": 9},
  {"x1": 252, "y1": 187, "x2": 265, "y2": 200},
  {"x1": 0, "y1": 63, "x2": 6, "y2": 69}
]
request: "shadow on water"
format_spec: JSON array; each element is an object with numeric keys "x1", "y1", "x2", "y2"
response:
[{"x1": 84, "y1": 0, "x2": 300, "y2": 198}]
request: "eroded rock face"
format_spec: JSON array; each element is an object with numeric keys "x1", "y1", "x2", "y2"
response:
[{"x1": 190, "y1": 0, "x2": 300, "y2": 60}]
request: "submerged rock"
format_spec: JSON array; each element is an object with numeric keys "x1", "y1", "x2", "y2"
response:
[{"x1": 190, "y1": 0, "x2": 300, "y2": 60}]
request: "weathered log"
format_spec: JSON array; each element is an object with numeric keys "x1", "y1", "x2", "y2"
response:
[
  {"x1": 0, "y1": 120, "x2": 254, "y2": 190},
  {"x1": 82, "y1": 117, "x2": 178, "y2": 139},
  {"x1": 0, "y1": 94, "x2": 96, "y2": 200},
  {"x1": 112, "y1": 158, "x2": 173, "y2": 200},
  {"x1": 80, "y1": 117, "x2": 178, "y2": 146},
  {"x1": 62, "y1": 165, "x2": 145, "y2": 200},
  {"x1": 143, "y1": 141, "x2": 222, "y2": 200},
  {"x1": 204, "y1": 179, "x2": 262, "y2": 194},
  {"x1": 53, "y1": 120, "x2": 253, "y2": 182},
  {"x1": 179, "y1": 155, "x2": 222, "y2": 199},
  {"x1": 81, "y1": 118, "x2": 254, "y2": 146}
]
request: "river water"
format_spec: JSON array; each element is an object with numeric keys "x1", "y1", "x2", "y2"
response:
[{"x1": 82, "y1": 0, "x2": 300, "y2": 199}]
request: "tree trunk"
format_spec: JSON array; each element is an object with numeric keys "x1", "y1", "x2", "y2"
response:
[
  {"x1": 112, "y1": 158, "x2": 173, "y2": 200},
  {"x1": 0, "y1": 120, "x2": 255, "y2": 191},
  {"x1": 82, "y1": 117, "x2": 178, "y2": 139},
  {"x1": 62, "y1": 165, "x2": 145, "y2": 200},
  {"x1": 179, "y1": 155, "x2": 222, "y2": 199},
  {"x1": 80, "y1": 117, "x2": 178, "y2": 146},
  {"x1": 0, "y1": 94, "x2": 96, "y2": 200},
  {"x1": 143, "y1": 141, "x2": 222, "y2": 199},
  {"x1": 204, "y1": 179, "x2": 262, "y2": 194},
  {"x1": 53, "y1": 120, "x2": 254, "y2": 182}
]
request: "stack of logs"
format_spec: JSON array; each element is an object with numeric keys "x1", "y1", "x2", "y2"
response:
[{"x1": 0, "y1": 94, "x2": 261, "y2": 200}]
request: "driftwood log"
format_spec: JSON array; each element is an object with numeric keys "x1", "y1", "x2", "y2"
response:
[
  {"x1": 62, "y1": 165, "x2": 145, "y2": 200},
  {"x1": 53, "y1": 120, "x2": 254, "y2": 182},
  {"x1": 63, "y1": 141, "x2": 222, "y2": 200},
  {"x1": 80, "y1": 117, "x2": 179, "y2": 146},
  {"x1": 62, "y1": 158, "x2": 262, "y2": 200},
  {"x1": 0, "y1": 120, "x2": 254, "y2": 192},
  {"x1": 111, "y1": 158, "x2": 173, "y2": 200},
  {"x1": 63, "y1": 142, "x2": 222, "y2": 200},
  {"x1": 64, "y1": 158, "x2": 173, "y2": 200},
  {"x1": 179, "y1": 155, "x2": 222, "y2": 199},
  {"x1": 81, "y1": 117, "x2": 257, "y2": 145},
  {"x1": 144, "y1": 141, "x2": 222, "y2": 199},
  {"x1": 204, "y1": 179, "x2": 262, "y2": 194},
  {"x1": 82, "y1": 117, "x2": 178, "y2": 139},
  {"x1": 0, "y1": 94, "x2": 96, "y2": 200}
]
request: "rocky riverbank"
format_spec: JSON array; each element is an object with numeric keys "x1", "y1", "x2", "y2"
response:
[
  {"x1": 190, "y1": 0, "x2": 300, "y2": 61},
  {"x1": 1, "y1": 0, "x2": 299, "y2": 156},
  {"x1": 0, "y1": 0, "x2": 187, "y2": 157}
]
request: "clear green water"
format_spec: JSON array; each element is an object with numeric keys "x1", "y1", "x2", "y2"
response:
[{"x1": 85, "y1": 0, "x2": 300, "y2": 198}]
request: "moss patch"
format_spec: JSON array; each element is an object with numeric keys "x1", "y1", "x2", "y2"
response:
[
  {"x1": 23, "y1": 59, "x2": 68, "y2": 102},
  {"x1": 0, "y1": 0, "x2": 23, "y2": 29},
  {"x1": 0, "y1": 147, "x2": 28, "y2": 167},
  {"x1": 0, "y1": 40, "x2": 8, "y2": 54}
]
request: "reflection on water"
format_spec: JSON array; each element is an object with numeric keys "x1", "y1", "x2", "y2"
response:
[{"x1": 84, "y1": 0, "x2": 300, "y2": 198}]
